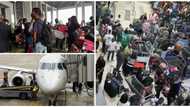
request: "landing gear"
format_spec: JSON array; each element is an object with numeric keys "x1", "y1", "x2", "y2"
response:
[
  {"x1": 48, "y1": 100, "x2": 57, "y2": 106},
  {"x1": 48, "y1": 96, "x2": 58, "y2": 106},
  {"x1": 48, "y1": 100, "x2": 52, "y2": 106}
]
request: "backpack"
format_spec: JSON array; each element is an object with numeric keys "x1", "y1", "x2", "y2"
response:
[
  {"x1": 40, "y1": 22, "x2": 52, "y2": 47},
  {"x1": 104, "y1": 78, "x2": 120, "y2": 98}
]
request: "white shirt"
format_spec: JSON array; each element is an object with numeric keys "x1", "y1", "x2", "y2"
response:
[
  {"x1": 104, "y1": 34, "x2": 114, "y2": 46},
  {"x1": 108, "y1": 41, "x2": 117, "y2": 51},
  {"x1": 107, "y1": 25, "x2": 112, "y2": 33},
  {"x1": 28, "y1": 21, "x2": 34, "y2": 33}
]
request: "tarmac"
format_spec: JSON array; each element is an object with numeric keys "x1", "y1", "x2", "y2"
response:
[{"x1": 0, "y1": 90, "x2": 93, "y2": 106}]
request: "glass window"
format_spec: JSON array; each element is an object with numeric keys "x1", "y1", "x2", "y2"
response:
[
  {"x1": 77, "y1": 6, "x2": 82, "y2": 24},
  {"x1": 58, "y1": 8, "x2": 76, "y2": 24},
  {"x1": 51, "y1": 63, "x2": 56, "y2": 70},
  {"x1": 85, "y1": 5, "x2": 92, "y2": 23},
  {"x1": 58, "y1": 63, "x2": 67, "y2": 70},
  {"x1": 47, "y1": 11, "x2": 51, "y2": 23},
  {"x1": 40, "y1": 63, "x2": 46, "y2": 69},
  {"x1": 53, "y1": 10, "x2": 57, "y2": 25},
  {"x1": 58, "y1": 63, "x2": 63, "y2": 70},
  {"x1": 40, "y1": 63, "x2": 67, "y2": 70},
  {"x1": 11, "y1": 14, "x2": 15, "y2": 25},
  {"x1": 40, "y1": 63, "x2": 56, "y2": 70}
]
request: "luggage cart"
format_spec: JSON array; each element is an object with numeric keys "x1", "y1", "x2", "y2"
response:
[
  {"x1": 125, "y1": 75, "x2": 155, "y2": 105},
  {"x1": 0, "y1": 72, "x2": 39, "y2": 100},
  {"x1": 0, "y1": 85, "x2": 39, "y2": 99}
]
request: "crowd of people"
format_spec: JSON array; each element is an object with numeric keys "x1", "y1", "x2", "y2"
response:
[
  {"x1": 96, "y1": 1, "x2": 190, "y2": 105},
  {"x1": 0, "y1": 7, "x2": 94, "y2": 53}
]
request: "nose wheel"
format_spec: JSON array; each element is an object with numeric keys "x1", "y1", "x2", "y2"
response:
[
  {"x1": 48, "y1": 100, "x2": 57, "y2": 106},
  {"x1": 48, "y1": 96, "x2": 58, "y2": 106}
]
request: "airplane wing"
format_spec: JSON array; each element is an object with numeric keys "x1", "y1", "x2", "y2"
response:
[{"x1": 0, "y1": 65, "x2": 34, "y2": 74}]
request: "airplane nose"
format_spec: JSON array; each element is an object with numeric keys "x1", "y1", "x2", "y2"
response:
[
  {"x1": 39, "y1": 79, "x2": 61, "y2": 94},
  {"x1": 36, "y1": 70, "x2": 67, "y2": 94},
  {"x1": 42, "y1": 86, "x2": 58, "y2": 94}
]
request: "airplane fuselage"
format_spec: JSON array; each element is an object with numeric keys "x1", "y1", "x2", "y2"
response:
[{"x1": 36, "y1": 54, "x2": 67, "y2": 96}]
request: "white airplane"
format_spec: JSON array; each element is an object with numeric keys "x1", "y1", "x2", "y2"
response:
[{"x1": 0, "y1": 54, "x2": 83, "y2": 105}]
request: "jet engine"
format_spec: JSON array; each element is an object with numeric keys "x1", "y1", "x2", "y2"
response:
[{"x1": 10, "y1": 72, "x2": 26, "y2": 86}]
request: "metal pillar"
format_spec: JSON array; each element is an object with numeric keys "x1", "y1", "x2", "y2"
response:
[
  {"x1": 45, "y1": 4, "x2": 47, "y2": 20},
  {"x1": 112, "y1": 2, "x2": 116, "y2": 20},
  {"x1": 56, "y1": 8, "x2": 58, "y2": 19},
  {"x1": 75, "y1": 4, "x2": 78, "y2": 18},
  {"x1": 92, "y1": 3, "x2": 94, "y2": 17},
  {"x1": 51, "y1": 8, "x2": 53, "y2": 24},
  {"x1": 82, "y1": 2, "x2": 85, "y2": 23},
  {"x1": 13, "y1": 2, "x2": 17, "y2": 25}
]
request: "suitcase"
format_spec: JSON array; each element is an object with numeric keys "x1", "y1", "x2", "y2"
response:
[{"x1": 104, "y1": 78, "x2": 120, "y2": 98}]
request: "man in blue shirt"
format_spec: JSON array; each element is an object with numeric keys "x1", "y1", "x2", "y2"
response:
[{"x1": 31, "y1": 8, "x2": 47, "y2": 53}]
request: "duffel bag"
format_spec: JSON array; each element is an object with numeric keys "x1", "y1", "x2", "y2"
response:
[
  {"x1": 104, "y1": 78, "x2": 120, "y2": 98},
  {"x1": 53, "y1": 30, "x2": 65, "y2": 39}
]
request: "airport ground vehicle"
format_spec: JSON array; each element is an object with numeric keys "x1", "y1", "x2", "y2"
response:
[
  {"x1": 0, "y1": 71, "x2": 39, "y2": 100},
  {"x1": 0, "y1": 85, "x2": 39, "y2": 99}
]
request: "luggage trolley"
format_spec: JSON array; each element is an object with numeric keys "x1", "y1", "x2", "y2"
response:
[
  {"x1": 0, "y1": 85, "x2": 39, "y2": 99},
  {"x1": 0, "y1": 72, "x2": 39, "y2": 100},
  {"x1": 125, "y1": 75, "x2": 156, "y2": 105}
]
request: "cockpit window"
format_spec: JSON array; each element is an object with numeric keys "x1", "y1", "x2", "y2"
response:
[
  {"x1": 40, "y1": 63, "x2": 67, "y2": 70},
  {"x1": 41, "y1": 63, "x2": 56, "y2": 70},
  {"x1": 58, "y1": 63, "x2": 67, "y2": 70}
]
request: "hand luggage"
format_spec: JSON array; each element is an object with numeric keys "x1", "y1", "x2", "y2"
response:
[{"x1": 104, "y1": 78, "x2": 120, "y2": 98}]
